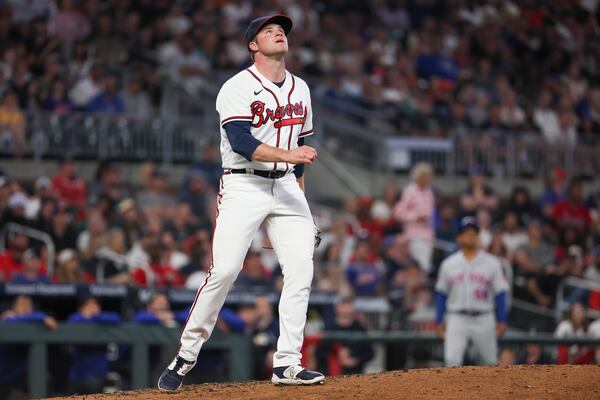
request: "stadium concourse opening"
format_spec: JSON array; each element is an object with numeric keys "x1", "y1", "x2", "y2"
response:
[{"x1": 51, "y1": 365, "x2": 600, "y2": 400}]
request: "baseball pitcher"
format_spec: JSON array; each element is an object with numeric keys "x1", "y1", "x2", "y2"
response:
[{"x1": 158, "y1": 14, "x2": 324, "y2": 391}]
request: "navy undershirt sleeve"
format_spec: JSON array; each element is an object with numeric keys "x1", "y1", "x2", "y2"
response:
[
  {"x1": 494, "y1": 291, "x2": 508, "y2": 324},
  {"x1": 224, "y1": 121, "x2": 262, "y2": 161},
  {"x1": 435, "y1": 292, "x2": 447, "y2": 325},
  {"x1": 293, "y1": 137, "x2": 305, "y2": 178}
]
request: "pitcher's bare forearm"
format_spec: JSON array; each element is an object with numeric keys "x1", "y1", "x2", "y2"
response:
[{"x1": 251, "y1": 143, "x2": 317, "y2": 164}]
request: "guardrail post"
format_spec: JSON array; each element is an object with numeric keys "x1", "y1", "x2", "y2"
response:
[
  {"x1": 131, "y1": 343, "x2": 150, "y2": 389},
  {"x1": 28, "y1": 341, "x2": 47, "y2": 399}
]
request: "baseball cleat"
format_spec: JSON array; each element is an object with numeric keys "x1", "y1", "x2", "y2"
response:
[
  {"x1": 272, "y1": 365, "x2": 325, "y2": 385},
  {"x1": 157, "y1": 356, "x2": 196, "y2": 392}
]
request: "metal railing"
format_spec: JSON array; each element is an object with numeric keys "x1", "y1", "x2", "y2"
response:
[
  {"x1": 0, "y1": 223, "x2": 56, "y2": 276},
  {"x1": 555, "y1": 276, "x2": 600, "y2": 322}
]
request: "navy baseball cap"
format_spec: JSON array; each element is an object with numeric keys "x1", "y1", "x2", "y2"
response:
[
  {"x1": 458, "y1": 216, "x2": 479, "y2": 234},
  {"x1": 244, "y1": 14, "x2": 293, "y2": 51}
]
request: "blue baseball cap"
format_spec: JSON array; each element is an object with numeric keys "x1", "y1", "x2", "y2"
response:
[
  {"x1": 458, "y1": 216, "x2": 479, "y2": 234},
  {"x1": 244, "y1": 14, "x2": 293, "y2": 51}
]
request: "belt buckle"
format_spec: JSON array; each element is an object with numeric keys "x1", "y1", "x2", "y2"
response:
[{"x1": 268, "y1": 171, "x2": 277, "y2": 179}]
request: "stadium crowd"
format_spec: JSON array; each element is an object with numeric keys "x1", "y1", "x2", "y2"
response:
[
  {"x1": 1, "y1": 0, "x2": 600, "y2": 154},
  {"x1": 1, "y1": 0, "x2": 600, "y2": 397}
]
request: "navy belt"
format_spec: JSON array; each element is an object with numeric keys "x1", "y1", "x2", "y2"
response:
[
  {"x1": 454, "y1": 310, "x2": 491, "y2": 317},
  {"x1": 225, "y1": 169, "x2": 287, "y2": 179}
]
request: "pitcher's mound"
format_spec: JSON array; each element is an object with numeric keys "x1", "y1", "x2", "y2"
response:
[{"x1": 51, "y1": 365, "x2": 600, "y2": 399}]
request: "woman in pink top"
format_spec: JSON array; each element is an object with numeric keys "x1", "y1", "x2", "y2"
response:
[{"x1": 393, "y1": 163, "x2": 435, "y2": 273}]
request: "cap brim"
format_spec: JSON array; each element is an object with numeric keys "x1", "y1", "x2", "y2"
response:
[
  {"x1": 255, "y1": 14, "x2": 293, "y2": 37},
  {"x1": 458, "y1": 224, "x2": 479, "y2": 234}
]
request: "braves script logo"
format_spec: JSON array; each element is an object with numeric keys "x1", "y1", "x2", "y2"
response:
[{"x1": 251, "y1": 101, "x2": 306, "y2": 128}]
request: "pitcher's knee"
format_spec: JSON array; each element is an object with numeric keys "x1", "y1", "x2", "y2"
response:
[{"x1": 208, "y1": 264, "x2": 240, "y2": 285}]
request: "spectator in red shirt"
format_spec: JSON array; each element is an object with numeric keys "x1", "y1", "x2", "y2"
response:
[
  {"x1": 51, "y1": 158, "x2": 87, "y2": 217},
  {"x1": 552, "y1": 179, "x2": 592, "y2": 236},
  {"x1": 131, "y1": 236, "x2": 184, "y2": 287},
  {"x1": 0, "y1": 233, "x2": 29, "y2": 281}
]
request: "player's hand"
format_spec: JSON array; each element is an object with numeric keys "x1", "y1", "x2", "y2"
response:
[
  {"x1": 286, "y1": 146, "x2": 317, "y2": 164},
  {"x1": 496, "y1": 322, "x2": 507, "y2": 337},
  {"x1": 436, "y1": 324, "x2": 445, "y2": 338}
]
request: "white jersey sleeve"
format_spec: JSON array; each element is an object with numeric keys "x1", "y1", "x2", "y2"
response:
[
  {"x1": 589, "y1": 319, "x2": 600, "y2": 338},
  {"x1": 491, "y1": 256, "x2": 509, "y2": 294},
  {"x1": 554, "y1": 320, "x2": 574, "y2": 337},
  {"x1": 435, "y1": 259, "x2": 449, "y2": 294},
  {"x1": 298, "y1": 84, "x2": 314, "y2": 138},
  {"x1": 216, "y1": 79, "x2": 253, "y2": 127}
]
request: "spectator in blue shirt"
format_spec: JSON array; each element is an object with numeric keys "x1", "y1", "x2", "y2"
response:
[
  {"x1": 86, "y1": 75, "x2": 125, "y2": 114},
  {"x1": 67, "y1": 296, "x2": 120, "y2": 394},
  {"x1": 10, "y1": 250, "x2": 50, "y2": 284},
  {"x1": 0, "y1": 295, "x2": 57, "y2": 399},
  {"x1": 345, "y1": 241, "x2": 383, "y2": 296},
  {"x1": 133, "y1": 292, "x2": 177, "y2": 326}
]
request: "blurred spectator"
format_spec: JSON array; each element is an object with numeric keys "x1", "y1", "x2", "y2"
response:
[
  {"x1": 88, "y1": 160, "x2": 125, "y2": 208},
  {"x1": 77, "y1": 210, "x2": 107, "y2": 265},
  {"x1": 552, "y1": 179, "x2": 592, "y2": 237},
  {"x1": 41, "y1": 78, "x2": 73, "y2": 115},
  {"x1": 435, "y1": 201, "x2": 459, "y2": 244},
  {"x1": 51, "y1": 158, "x2": 87, "y2": 214},
  {"x1": 50, "y1": 202, "x2": 79, "y2": 251},
  {"x1": 113, "y1": 198, "x2": 142, "y2": 249},
  {"x1": 370, "y1": 183, "x2": 400, "y2": 232},
  {"x1": 95, "y1": 228, "x2": 130, "y2": 284},
  {"x1": 1, "y1": 191, "x2": 30, "y2": 226},
  {"x1": 236, "y1": 250, "x2": 273, "y2": 291},
  {"x1": 10, "y1": 250, "x2": 48, "y2": 284},
  {"x1": 393, "y1": 163, "x2": 435, "y2": 272},
  {"x1": 123, "y1": 78, "x2": 152, "y2": 120},
  {"x1": 133, "y1": 292, "x2": 177, "y2": 326},
  {"x1": 0, "y1": 232, "x2": 30, "y2": 281},
  {"x1": 70, "y1": 63, "x2": 104, "y2": 108},
  {"x1": 539, "y1": 167, "x2": 568, "y2": 218},
  {"x1": 459, "y1": 167, "x2": 498, "y2": 216},
  {"x1": 0, "y1": 90, "x2": 26, "y2": 155},
  {"x1": 316, "y1": 296, "x2": 374, "y2": 376},
  {"x1": 67, "y1": 296, "x2": 120, "y2": 394},
  {"x1": 86, "y1": 75, "x2": 125, "y2": 114},
  {"x1": 159, "y1": 33, "x2": 209, "y2": 95},
  {"x1": 476, "y1": 208, "x2": 493, "y2": 249},
  {"x1": 498, "y1": 348, "x2": 517, "y2": 366},
  {"x1": 554, "y1": 303, "x2": 593, "y2": 364},
  {"x1": 500, "y1": 211, "x2": 528, "y2": 258},
  {"x1": 190, "y1": 143, "x2": 223, "y2": 190},
  {"x1": 585, "y1": 247, "x2": 600, "y2": 310},
  {"x1": 25, "y1": 176, "x2": 53, "y2": 220},
  {"x1": 517, "y1": 343, "x2": 553, "y2": 365},
  {"x1": 514, "y1": 221, "x2": 558, "y2": 307},
  {"x1": 178, "y1": 170, "x2": 213, "y2": 224},
  {"x1": 251, "y1": 295, "x2": 279, "y2": 379},
  {"x1": 383, "y1": 234, "x2": 424, "y2": 306},
  {"x1": 506, "y1": 186, "x2": 541, "y2": 227},
  {"x1": 49, "y1": 0, "x2": 91, "y2": 44},
  {"x1": 53, "y1": 249, "x2": 94, "y2": 284},
  {"x1": 137, "y1": 169, "x2": 176, "y2": 220},
  {"x1": 130, "y1": 235, "x2": 184, "y2": 287},
  {"x1": 345, "y1": 241, "x2": 382, "y2": 296},
  {"x1": 0, "y1": 295, "x2": 57, "y2": 398}
]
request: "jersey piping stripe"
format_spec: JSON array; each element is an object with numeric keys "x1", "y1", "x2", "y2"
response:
[
  {"x1": 178, "y1": 176, "x2": 224, "y2": 343},
  {"x1": 245, "y1": 68, "x2": 282, "y2": 171},
  {"x1": 298, "y1": 129, "x2": 314, "y2": 137},
  {"x1": 285, "y1": 75, "x2": 296, "y2": 173},
  {"x1": 221, "y1": 115, "x2": 253, "y2": 125}
]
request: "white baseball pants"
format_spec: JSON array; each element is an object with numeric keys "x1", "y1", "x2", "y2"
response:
[
  {"x1": 178, "y1": 172, "x2": 315, "y2": 368},
  {"x1": 444, "y1": 312, "x2": 498, "y2": 366}
]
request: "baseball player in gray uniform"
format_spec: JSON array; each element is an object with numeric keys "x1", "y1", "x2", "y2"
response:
[{"x1": 435, "y1": 216, "x2": 509, "y2": 366}]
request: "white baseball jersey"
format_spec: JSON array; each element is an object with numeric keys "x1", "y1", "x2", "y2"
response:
[
  {"x1": 435, "y1": 250, "x2": 508, "y2": 312},
  {"x1": 216, "y1": 64, "x2": 314, "y2": 172}
]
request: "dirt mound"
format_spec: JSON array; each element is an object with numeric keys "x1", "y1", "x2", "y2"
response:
[{"x1": 50, "y1": 365, "x2": 600, "y2": 400}]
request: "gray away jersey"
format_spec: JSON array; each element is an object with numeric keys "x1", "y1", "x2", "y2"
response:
[{"x1": 435, "y1": 250, "x2": 508, "y2": 312}]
